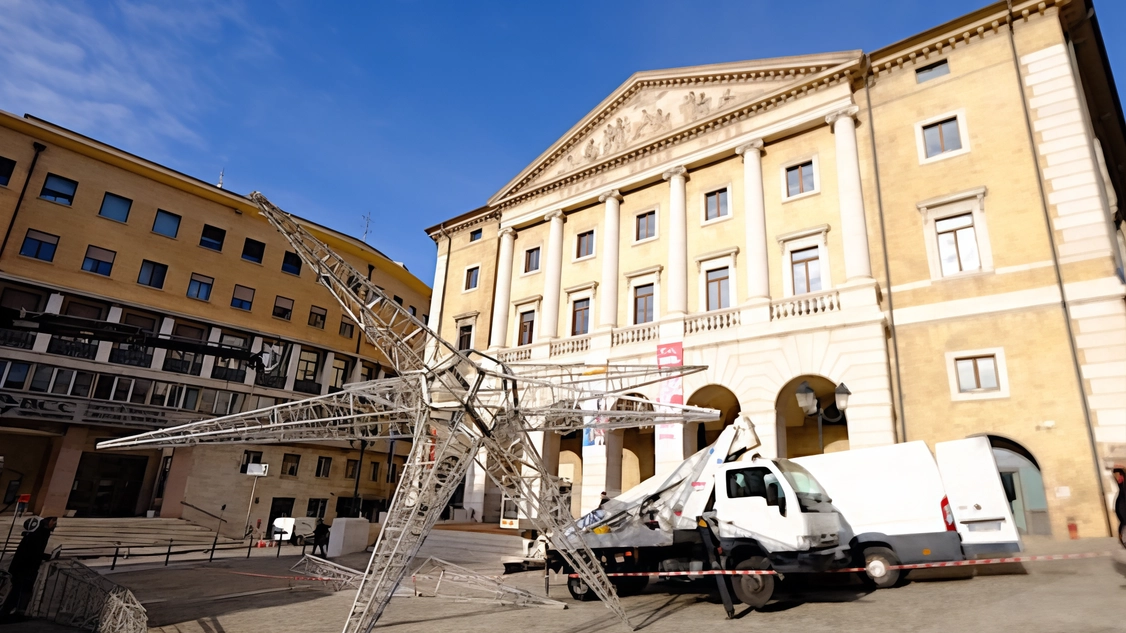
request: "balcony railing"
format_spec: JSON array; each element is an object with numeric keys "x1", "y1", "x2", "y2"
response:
[
  {"x1": 550, "y1": 335, "x2": 590, "y2": 357},
  {"x1": 0, "y1": 328, "x2": 35, "y2": 350},
  {"x1": 293, "y1": 379, "x2": 322, "y2": 395},
  {"x1": 46, "y1": 337, "x2": 98, "y2": 360},
  {"x1": 611, "y1": 322, "x2": 659, "y2": 347},
  {"x1": 685, "y1": 306, "x2": 741, "y2": 335},
  {"x1": 211, "y1": 365, "x2": 247, "y2": 383},
  {"x1": 162, "y1": 355, "x2": 203, "y2": 376},
  {"x1": 109, "y1": 345, "x2": 153, "y2": 368},
  {"x1": 771, "y1": 289, "x2": 841, "y2": 321},
  {"x1": 497, "y1": 348, "x2": 531, "y2": 363}
]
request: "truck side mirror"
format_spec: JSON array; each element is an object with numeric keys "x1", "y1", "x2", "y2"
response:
[{"x1": 766, "y1": 483, "x2": 786, "y2": 517}]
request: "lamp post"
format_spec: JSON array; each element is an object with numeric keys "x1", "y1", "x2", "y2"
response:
[{"x1": 795, "y1": 381, "x2": 850, "y2": 453}]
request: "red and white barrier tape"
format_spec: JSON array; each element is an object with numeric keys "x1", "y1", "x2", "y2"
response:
[{"x1": 566, "y1": 551, "x2": 1112, "y2": 578}]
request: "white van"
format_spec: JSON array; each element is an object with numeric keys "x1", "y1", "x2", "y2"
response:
[{"x1": 795, "y1": 437, "x2": 1020, "y2": 587}]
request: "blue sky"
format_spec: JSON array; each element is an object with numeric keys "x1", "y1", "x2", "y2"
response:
[{"x1": 1, "y1": 0, "x2": 1122, "y2": 284}]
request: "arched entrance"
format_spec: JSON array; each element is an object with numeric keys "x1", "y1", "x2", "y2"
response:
[
  {"x1": 686, "y1": 385, "x2": 741, "y2": 453},
  {"x1": 775, "y1": 375, "x2": 849, "y2": 458},
  {"x1": 987, "y1": 435, "x2": 1050, "y2": 536},
  {"x1": 558, "y1": 431, "x2": 583, "y2": 519},
  {"x1": 613, "y1": 394, "x2": 655, "y2": 491}
]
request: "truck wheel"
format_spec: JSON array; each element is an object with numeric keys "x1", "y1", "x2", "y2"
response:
[
  {"x1": 860, "y1": 546, "x2": 901, "y2": 589},
  {"x1": 293, "y1": 535, "x2": 305, "y2": 546},
  {"x1": 567, "y1": 577, "x2": 599, "y2": 602},
  {"x1": 611, "y1": 576, "x2": 649, "y2": 596},
  {"x1": 731, "y1": 557, "x2": 774, "y2": 608}
]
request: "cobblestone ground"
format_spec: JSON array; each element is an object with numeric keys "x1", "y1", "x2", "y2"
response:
[{"x1": 92, "y1": 538, "x2": 1125, "y2": 633}]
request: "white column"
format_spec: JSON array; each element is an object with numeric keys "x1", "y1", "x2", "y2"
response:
[
  {"x1": 425, "y1": 240, "x2": 449, "y2": 364},
  {"x1": 244, "y1": 336, "x2": 263, "y2": 386},
  {"x1": 32, "y1": 293, "x2": 65, "y2": 353},
  {"x1": 663, "y1": 167, "x2": 688, "y2": 315},
  {"x1": 599, "y1": 190, "x2": 622, "y2": 328},
  {"x1": 736, "y1": 140, "x2": 770, "y2": 300},
  {"x1": 319, "y1": 351, "x2": 336, "y2": 395},
  {"x1": 149, "y1": 317, "x2": 176, "y2": 370},
  {"x1": 541, "y1": 210, "x2": 566, "y2": 339},
  {"x1": 94, "y1": 305, "x2": 123, "y2": 363},
  {"x1": 827, "y1": 106, "x2": 873, "y2": 281},
  {"x1": 489, "y1": 228, "x2": 517, "y2": 349},
  {"x1": 283, "y1": 344, "x2": 302, "y2": 392},
  {"x1": 198, "y1": 326, "x2": 222, "y2": 378}
]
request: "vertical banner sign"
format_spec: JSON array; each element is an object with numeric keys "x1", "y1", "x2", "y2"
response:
[{"x1": 656, "y1": 343, "x2": 684, "y2": 442}]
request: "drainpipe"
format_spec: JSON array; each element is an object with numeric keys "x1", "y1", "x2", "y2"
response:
[
  {"x1": 862, "y1": 56, "x2": 909, "y2": 444},
  {"x1": 0, "y1": 142, "x2": 47, "y2": 260},
  {"x1": 1005, "y1": 0, "x2": 1110, "y2": 535}
]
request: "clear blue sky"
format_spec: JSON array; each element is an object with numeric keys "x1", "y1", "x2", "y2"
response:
[{"x1": 1, "y1": 1, "x2": 1122, "y2": 284}]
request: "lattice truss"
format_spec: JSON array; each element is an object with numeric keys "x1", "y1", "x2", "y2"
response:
[{"x1": 97, "y1": 193, "x2": 719, "y2": 632}]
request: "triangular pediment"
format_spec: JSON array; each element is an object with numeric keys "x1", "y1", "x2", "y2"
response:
[{"x1": 490, "y1": 51, "x2": 861, "y2": 206}]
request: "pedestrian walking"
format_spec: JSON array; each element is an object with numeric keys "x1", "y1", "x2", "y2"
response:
[
  {"x1": 313, "y1": 519, "x2": 330, "y2": 557},
  {"x1": 1113, "y1": 467, "x2": 1125, "y2": 547},
  {"x1": 0, "y1": 516, "x2": 57, "y2": 622}
]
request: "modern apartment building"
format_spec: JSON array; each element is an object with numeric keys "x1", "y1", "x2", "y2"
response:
[
  {"x1": 0, "y1": 109, "x2": 430, "y2": 535},
  {"x1": 425, "y1": 0, "x2": 1126, "y2": 539}
]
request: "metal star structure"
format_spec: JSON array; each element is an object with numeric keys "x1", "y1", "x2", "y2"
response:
[{"x1": 98, "y1": 193, "x2": 719, "y2": 632}]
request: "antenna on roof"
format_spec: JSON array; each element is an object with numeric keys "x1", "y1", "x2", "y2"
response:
[
  {"x1": 217, "y1": 169, "x2": 225, "y2": 189},
  {"x1": 361, "y1": 211, "x2": 372, "y2": 243}
]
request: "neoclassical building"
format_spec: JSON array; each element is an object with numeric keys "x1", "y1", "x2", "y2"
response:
[{"x1": 426, "y1": 0, "x2": 1126, "y2": 539}]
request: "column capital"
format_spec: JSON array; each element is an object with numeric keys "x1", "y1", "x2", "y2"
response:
[
  {"x1": 543, "y1": 209, "x2": 566, "y2": 222},
  {"x1": 825, "y1": 105, "x2": 861, "y2": 126},
  {"x1": 598, "y1": 189, "x2": 623, "y2": 203},
  {"x1": 735, "y1": 139, "x2": 764, "y2": 157},
  {"x1": 498, "y1": 227, "x2": 517, "y2": 239},
  {"x1": 662, "y1": 166, "x2": 688, "y2": 181}
]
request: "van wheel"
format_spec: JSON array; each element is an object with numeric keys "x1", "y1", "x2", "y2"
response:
[
  {"x1": 294, "y1": 535, "x2": 306, "y2": 546},
  {"x1": 731, "y1": 557, "x2": 774, "y2": 608},
  {"x1": 567, "y1": 577, "x2": 599, "y2": 601},
  {"x1": 860, "y1": 547, "x2": 901, "y2": 589},
  {"x1": 611, "y1": 576, "x2": 649, "y2": 596}
]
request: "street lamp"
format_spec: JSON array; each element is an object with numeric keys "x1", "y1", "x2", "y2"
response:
[{"x1": 795, "y1": 381, "x2": 850, "y2": 453}]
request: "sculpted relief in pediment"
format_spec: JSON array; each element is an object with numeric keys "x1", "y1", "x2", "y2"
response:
[{"x1": 544, "y1": 83, "x2": 772, "y2": 183}]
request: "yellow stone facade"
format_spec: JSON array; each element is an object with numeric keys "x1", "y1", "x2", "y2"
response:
[{"x1": 427, "y1": 1, "x2": 1126, "y2": 538}]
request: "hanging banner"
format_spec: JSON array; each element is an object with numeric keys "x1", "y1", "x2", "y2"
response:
[{"x1": 655, "y1": 342, "x2": 683, "y2": 442}]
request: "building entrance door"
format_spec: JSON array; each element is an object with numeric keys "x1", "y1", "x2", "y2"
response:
[
  {"x1": 267, "y1": 497, "x2": 295, "y2": 537},
  {"x1": 67, "y1": 453, "x2": 149, "y2": 517}
]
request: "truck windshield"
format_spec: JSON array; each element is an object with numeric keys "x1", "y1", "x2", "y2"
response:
[{"x1": 773, "y1": 459, "x2": 829, "y2": 503}]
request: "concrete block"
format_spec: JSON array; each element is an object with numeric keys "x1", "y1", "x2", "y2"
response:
[{"x1": 327, "y1": 517, "x2": 371, "y2": 557}]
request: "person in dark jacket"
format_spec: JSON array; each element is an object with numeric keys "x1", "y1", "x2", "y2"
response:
[
  {"x1": 312, "y1": 519, "x2": 330, "y2": 557},
  {"x1": 0, "y1": 516, "x2": 57, "y2": 621},
  {"x1": 1113, "y1": 468, "x2": 1125, "y2": 547}
]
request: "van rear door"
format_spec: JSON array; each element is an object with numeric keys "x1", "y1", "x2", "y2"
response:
[{"x1": 935, "y1": 437, "x2": 1022, "y2": 556}]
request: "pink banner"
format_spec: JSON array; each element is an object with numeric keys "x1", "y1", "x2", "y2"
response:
[{"x1": 656, "y1": 342, "x2": 683, "y2": 441}]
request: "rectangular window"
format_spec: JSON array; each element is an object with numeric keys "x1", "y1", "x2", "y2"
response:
[
  {"x1": 81, "y1": 245, "x2": 115, "y2": 276},
  {"x1": 786, "y1": 162, "x2": 815, "y2": 197},
  {"x1": 187, "y1": 273, "x2": 213, "y2": 300},
  {"x1": 576, "y1": 230, "x2": 595, "y2": 258},
  {"x1": 296, "y1": 349, "x2": 320, "y2": 381},
  {"x1": 572, "y1": 299, "x2": 590, "y2": 335},
  {"x1": 955, "y1": 355, "x2": 999, "y2": 392},
  {"x1": 518, "y1": 311, "x2": 535, "y2": 346},
  {"x1": 339, "y1": 318, "x2": 355, "y2": 338},
  {"x1": 281, "y1": 251, "x2": 302, "y2": 275},
  {"x1": 273, "y1": 296, "x2": 294, "y2": 320},
  {"x1": 636, "y1": 211, "x2": 656, "y2": 241},
  {"x1": 470, "y1": 228, "x2": 482, "y2": 242},
  {"x1": 393, "y1": 296, "x2": 403, "y2": 306},
  {"x1": 231, "y1": 284, "x2": 255, "y2": 310},
  {"x1": 200, "y1": 225, "x2": 226, "y2": 251},
  {"x1": 916, "y1": 59, "x2": 950, "y2": 83},
  {"x1": 409, "y1": 306, "x2": 417, "y2": 317},
  {"x1": 465, "y1": 266, "x2": 479, "y2": 290},
  {"x1": 19, "y1": 229, "x2": 58, "y2": 262},
  {"x1": 791, "y1": 247, "x2": 822, "y2": 295},
  {"x1": 706, "y1": 267, "x2": 730, "y2": 311},
  {"x1": 98, "y1": 193, "x2": 132, "y2": 222},
  {"x1": 705, "y1": 189, "x2": 729, "y2": 220},
  {"x1": 307, "y1": 498, "x2": 327, "y2": 518},
  {"x1": 329, "y1": 357, "x2": 348, "y2": 390},
  {"x1": 370, "y1": 461, "x2": 380, "y2": 482},
  {"x1": 239, "y1": 450, "x2": 263, "y2": 474},
  {"x1": 345, "y1": 459, "x2": 358, "y2": 479},
  {"x1": 634, "y1": 284, "x2": 654, "y2": 324},
  {"x1": 242, "y1": 238, "x2": 265, "y2": 263},
  {"x1": 923, "y1": 117, "x2": 962, "y2": 158},
  {"x1": 936, "y1": 213, "x2": 981, "y2": 276},
  {"x1": 524, "y1": 247, "x2": 540, "y2": 273},
  {"x1": 315, "y1": 456, "x2": 332, "y2": 478},
  {"x1": 137, "y1": 260, "x2": 168, "y2": 289},
  {"x1": 152, "y1": 210, "x2": 181, "y2": 238},
  {"x1": 281, "y1": 453, "x2": 301, "y2": 477},
  {"x1": 308, "y1": 305, "x2": 327, "y2": 328},
  {"x1": 40, "y1": 173, "x2": 77, "y2": 205},
  {"x1": 387, "y1": 460, "x2": 399, "y2": 484},
  {"x1": 457, "y1": 324, "x2": 473, "y2": 351},
  {"x1": 0, "y1": 156, "x2": 14, "y2": 187}
]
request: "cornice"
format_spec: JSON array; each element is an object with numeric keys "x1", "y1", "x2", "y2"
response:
[{"x1": 427, "y1": 208, "x2": 502, "y2": 241}]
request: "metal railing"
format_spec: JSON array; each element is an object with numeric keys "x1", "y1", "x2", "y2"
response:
[
  {"x1": 46, "y1": 336, "x2": 99, "y2": 359},
  {"x1": 29, "y1": 559, "x2": 146, "y2": 633},
  {"x1": 0, "y1": 327, "x2": 35, "y2": 349},
  {"x1": 108, "y1": 346, "x2": 153, "y2": 368},
  {"x1": 211, "y1": 365, "x2": 247, "y2": 382}
]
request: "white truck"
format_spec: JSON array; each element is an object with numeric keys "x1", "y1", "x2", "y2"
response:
[
  {"x1": 548, "y1": 418, "x2": 847, "y2": 607},
  {"x1": 795, "y1": 437, "x2": 1022, "y2": 588}
]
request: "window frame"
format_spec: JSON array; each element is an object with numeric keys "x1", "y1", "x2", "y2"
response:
[
  {"x1": 457, "y1": 323, "x2": 474, "y2": 351},
  {"x1": 779, "y1": 156, "x2": 820, "y2": 202},
  {"x1": 39, "y1": 173, "x2": 78, "y2": 206},
  {"x1": 0, "y1": 155, "x2": 15, "y2": 187},
  {"x1": 705, "y1": 266, "x2": 731, "y2": 311},
  {"x1": 571, "y1": 297, "x2": 591, "y2": 336},
  {"x1": 273, "y1": 296, "x2": 294, "y2": 320},
  {"x1": 915, "y1": 109, "x2": 971, "y2": 164},
  {"x1": 624, "y1": 266, "x2": 661, "y2": 326},
  {"x1": 152, "y1": 210, "x2": 182, "y2": 238},
  {"x1": 281, "y1": 453, "x2": 301, "y2": 477},
  {"x1": 81, "y1": 245, "x2": 116, "y2": 276},
  {"x1": 463, "y1": 265, "x2": 480, "y2": 292},
  {"x1": 574, "y1": 229, "x2": 596, "y2": 261},
  {"x1": 634, "y1": 209, "x2": 658, "y2": 243},
  {"x1": 777, "y1": 225, "x2": 831, "y2": 298},
  {"x1": 945, "y1": 347, "x2": 1009, "y2": 401},
  {"x1": 308, "y1": 305, "x2": 327, "y2": 329},
  {"x1": 917, "y1": 187, "x2": 993, "y2": 281},
  {"x1": 186, "y1": 273, "x2": 214, "y2": 301},
  {"x1": 137, "y1": 259, "x2": 168, "y2": 289},
  {"x1": 695, "y1": 248, "x2": 739, "y2": 312},
  {"x1": 517, "y1": 309, "x2": 535, "y2": 346},
  {"x1": 281, "y1": 251, "x2": 302, "y2": 276},
  {"x1": 241, "y1": 238, "x2": 266, "y2": 264},
  {"x1": 339, "y1": 318, "x2": 355, "y2": 338},
  {"x1": 315, "y1": 455, "x2": 332, "y2": 478},
  {"x1": 19, "y1": 229, "x2": 59, "y2": 262},
  {"x1": 469, "y1": 228, "x2": 483, "y2": 242},
  {"x1": 523, "y1": 246, "x2": 542, "y2": 275},
  {"x1": 915, "y1": 59, "x2": 951, "y2": 83},
  {"x1": 702, "y1": 187, "x2": 731, "y2": 224},
  {"x1": 98, "y1": 192, "x2": 132, "y2": 223},
  {"x1": 199, "y1": 224, "x2": 226, "y2": 251},
  {"x1": 231, "y1": 284, "x2": 255, "y2": 311}
]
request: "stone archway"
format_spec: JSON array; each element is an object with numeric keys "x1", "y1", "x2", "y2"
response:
[
  {"x1": 613, "y1": 394, "x2": 655, "y2": 491},
  {"x1": 686, "y1": 385, "x2": 741, "y2": 454},
  {"x1": 775, "y1": 375, "x2": 849, "y2": 458},
  {"x1": 985, "y1": 435, "x2": 1051, "y2": 536},
  {"x1": 558, "y1": 431, "x2": 583, "y2": 519}
]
